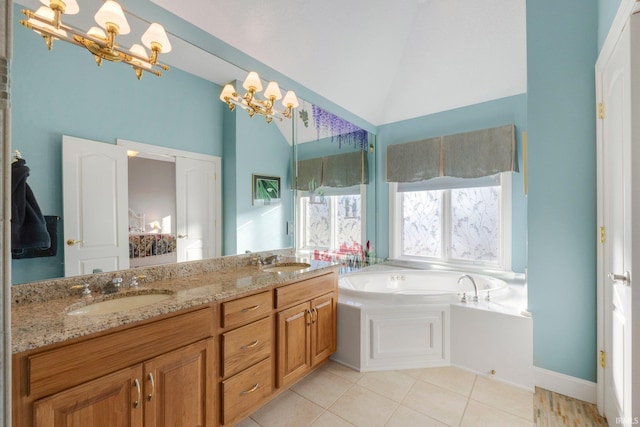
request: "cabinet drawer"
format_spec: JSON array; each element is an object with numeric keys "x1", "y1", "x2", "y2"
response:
[
  {"x1": 221, "y1": 358, "x2": 273, "y2": 425},
  {"x1": 221, "y1": 291, "x2": 272, "y2": 329},
  {"x1": 222, "y1": 317, "x2": 272, "y2": 378},
  {"x1": 275, "y1": 273, "x2": 336, "y2": 309},
  {"x1": 27, "y1": 308, "x2": 213, "y2": 398}
]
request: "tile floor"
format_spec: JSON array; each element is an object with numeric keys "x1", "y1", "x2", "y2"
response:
[{"x1": 236, "y1": 361, "x2": 536, "y2": 427}]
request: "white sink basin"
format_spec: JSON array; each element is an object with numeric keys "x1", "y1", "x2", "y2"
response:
[
  {"x1": 262, "y1": 262, "x2": 312, "y2": 273},
  {"x1": 67, "y1": 293, "x2": 173, "y2": 316}
]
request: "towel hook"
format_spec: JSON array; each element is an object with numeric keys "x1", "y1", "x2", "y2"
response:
[{"x1": 12, "y1": 149, "x2": 22, "y2": 162}]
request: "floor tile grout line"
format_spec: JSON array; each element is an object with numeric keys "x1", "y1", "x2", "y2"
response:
[
  {"x1": 457, "y1": 374, "x2": 479, "y2": 427},
  {"x1": 468, "y1": 374, "x2": 536, "y2": 423},
  {"x1": 243, "y1": 367, "x2": 602, "y2": 427},
  {"x1": 324, "y1": 378, "x2": 404, "y2": 426}
]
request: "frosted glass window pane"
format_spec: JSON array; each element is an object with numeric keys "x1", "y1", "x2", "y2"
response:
[
  {"x1": 302, "y1": 197, "x2": 330, "y2": 248},
  {"x1": 401, "y1": 190, "x2": 442, "y2": 257},
  {"x1": 337, "y1": 195, "x2": 361, "y2": 249},
  {"x1": 300, "y1": 194, "x2": 363, "y2": 253},
  {"x1": 451, "y1": 186, "x2": 499, "y2": 262}
]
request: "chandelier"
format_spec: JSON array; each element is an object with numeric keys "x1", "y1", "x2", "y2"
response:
[
  {"x1": 219, "y1": 72, "x2": 299, "y2": 123},
  {"x1": 19, "y1": 0, "x2": 172, "y2": 80}
]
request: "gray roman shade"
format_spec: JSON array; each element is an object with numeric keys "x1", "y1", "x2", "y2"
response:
[
  {"x1": 386, "y1": 124, "x2": 517, "y2": 183},
  {"x1": 323, "y1": 151, "x2": 369, "y2": 188},
  {"x1": 296, "y1": 157, "x2": 323, "y2": 191},
  {"x1": 386, "y1": 137, "x2": 441, "y2": 183},
  {"x1": 443, "y1": 125, "x2": 517, "y2": 178},
  {"x1": 296, "y1": 150, "x2": 369, "y2": 190}
]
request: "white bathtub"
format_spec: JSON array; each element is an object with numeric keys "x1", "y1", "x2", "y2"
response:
[
  {"x1": 333, "y1": 266, "x2": 534, "y2": 391},
  {"x1": 338, "y1": 269, "x2": 507, "y2": 302}
]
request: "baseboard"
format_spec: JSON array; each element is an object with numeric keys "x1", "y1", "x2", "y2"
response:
[
  {"x1": 534, "y1": 367, "x2": 597, "y2": 404},
  {"x1": 452, "y1": 363, "x2": 535, "y2": 393}
]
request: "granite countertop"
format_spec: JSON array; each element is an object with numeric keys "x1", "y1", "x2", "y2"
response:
[{"x1": 12, "y1": 259, "x2": 337, "y2": 354}]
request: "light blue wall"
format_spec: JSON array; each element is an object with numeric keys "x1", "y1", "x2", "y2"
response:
[
  {"x1": 375, "y1": 94, "x2": 528, "y2": 274},
  {"x1": 598, "y1": 0, "x2": 624, "y2": 51},
  {"x1": 11, "y1": 7, "x2": 223, "y2": 283},
  {"x1": 222, "y1": 105, "x2": 294, "y2": 255},
  {"x1": 527, "y1": 0, "x2": 598, "y2": 382}
]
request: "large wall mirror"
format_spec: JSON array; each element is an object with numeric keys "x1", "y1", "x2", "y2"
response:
[
  {"x1": 11, "y1": 0, "x2": 377, "y2": 285},
  {"x1": 291, "y1": 104, "x2": 377, "y2": 266}
]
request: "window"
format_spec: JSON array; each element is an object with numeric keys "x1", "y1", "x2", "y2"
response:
[
  {"x1": 298, "y1": 185, "x2": 366, "y2": 256},
  {"x1": 390, "y1": 174, "x2": 511, "y2": 270}
]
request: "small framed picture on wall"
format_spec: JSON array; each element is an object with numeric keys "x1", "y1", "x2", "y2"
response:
[{"x1": 252, "y1": 174, "x2": 281, "y2": 205}]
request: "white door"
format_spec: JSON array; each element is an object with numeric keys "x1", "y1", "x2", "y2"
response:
[
  {"x1": 175, "y1": 157, "x2": 217, "y2": 262},
  {"x1": 600, "y1": 18, "x2": 633, "y2": 425},
  {"x1": 62, "y1": 136, "x2": 129, "y2": 276}
]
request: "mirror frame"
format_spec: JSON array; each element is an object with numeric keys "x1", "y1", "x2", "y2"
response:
[{"x1": 2, "y1": 1, "x2": 13, "y2": 423}]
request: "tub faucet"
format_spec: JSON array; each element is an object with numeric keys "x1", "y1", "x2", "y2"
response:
[{"x1": 458, "y1": 274, "x2": 478, "y2": 302}]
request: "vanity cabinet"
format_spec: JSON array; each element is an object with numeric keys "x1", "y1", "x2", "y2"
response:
[
  {"x1": 33, "y1": 339, "x2": 213, "y2": 427},
  {"x1": 34, "y1": 365, "x2": 143, "y2": 427},
  {"x1": 13, "y1": 269, "x2": 339, "y2": 427},
  {"x1": 144, "y1": 339, "x2": 214, "y2": 427},
  {"x1": 219, "y1": 291, "x2": 274, "y2": 426},
  {"x1": 275, "y1": 274, "x2": 336, "y2": 388},
  {"x1": 13, "y1": 307, "x2": 216, "y2": 427}
]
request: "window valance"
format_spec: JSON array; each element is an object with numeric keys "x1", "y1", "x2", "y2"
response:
[
  {"x1": 296, "y1": 150, "x2": 368, "y2": 190},
  {"x1": 386, "y1": 124, "x2": 517, "y2": 183},
  {"x1": 297, "y1": 157, "x2": 323, "y2": 191}
]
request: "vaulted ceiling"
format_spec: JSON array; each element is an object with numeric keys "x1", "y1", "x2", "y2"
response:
[{"x1": 149, "y1": 0, "x2": 527, "y2": 126}]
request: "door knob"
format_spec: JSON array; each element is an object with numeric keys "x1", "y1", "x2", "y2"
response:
[
  {"x1": 607, "y1": 271, "x2": 631, "y2": 286},
  {"x1": 66, "y1": 239, "x2": 84, "y2": 246},
  {"x1": 177, "y1": 234, "x2": 188, "y2": 239}
]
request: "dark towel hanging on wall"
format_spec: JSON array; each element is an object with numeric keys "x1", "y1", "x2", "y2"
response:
[{"x1": 11, "y1": 158, "x2": 51, "y2": 254}]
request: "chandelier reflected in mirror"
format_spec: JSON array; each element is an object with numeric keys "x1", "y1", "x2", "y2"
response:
[
  {"x1": 19, "y1": 0, "x2": 172, "y2": 79},
  {"x1": 219, "y1": 72, "x2": 299, "y2": 123}
]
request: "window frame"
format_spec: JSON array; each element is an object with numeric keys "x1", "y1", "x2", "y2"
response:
[
  {"x1": 296, "y1": 184, "x2": 367, "y2": 254},
  {"x1": 389, "y1": 173, "x2": 512, "y2": 272}
]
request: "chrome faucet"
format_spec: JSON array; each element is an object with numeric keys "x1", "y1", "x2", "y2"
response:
[
  {"x1": 458, "y1": 274, "x2": 478, "y2": 302},
  {"x1": 128, "y1": 275, "x2": 145, "y2": 288},
  {"x1": 262, "y1": 254, "x2": 280, "y2": 265},
  {"x1": 102, "y1": 277, "x2": 123, "y2": 294}
]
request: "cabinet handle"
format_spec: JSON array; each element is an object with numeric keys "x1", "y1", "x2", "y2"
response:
[
  {"x1": 241, "y1": 339, "x2": 260, "y2": 350},
  {"x1": 133, "y1": 378, "x2": 141, "y2": 408},
  {"x1": 306, "y1": 308, "x2": 311, "y2": 326},
  {"x1": 312, "y1": 307, "x2": 318, "y2": 324},
  {"x1": 241, "y1": 304, "x2": 261, "y2": 313},
  {"x1": 240, "y1": 383, "x2": 260, "y2": 396},
  {"x1": 147, "y1": 372, "x2": 155, "y2": 401}
]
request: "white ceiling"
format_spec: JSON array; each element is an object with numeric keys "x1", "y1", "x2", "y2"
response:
[{"x1": 149, "y1": 0, "x2": 527, "y2": 126}]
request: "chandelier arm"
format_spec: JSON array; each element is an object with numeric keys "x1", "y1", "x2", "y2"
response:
[
  {"x1": 20, "y1": 7, "x2": 169, "y2": 78},
  {"x1": 128, "y1": 63, "x2": 162, "y2": 77},
  {"x1": 20, "y1": 19, "x2": 89, "y2": 50}
]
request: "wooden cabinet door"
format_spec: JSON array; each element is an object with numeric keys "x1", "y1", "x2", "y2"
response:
[
  {"x1": 311, "y1": 293, "x2": 336, "y2": 366},
  {"x1": 33, "y1": 365, "x2": 143, "y2": 427},
  {"x1": 144, "y1": 339, "x2": 215, "y2": 427},
  {"x1": 277, "y1": 301, "x2": 311, "y2": 388}
]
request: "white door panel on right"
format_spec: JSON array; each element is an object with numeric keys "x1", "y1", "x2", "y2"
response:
[{"x1": 176, "y1": 157, "x2": 216, "y2": 262}]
